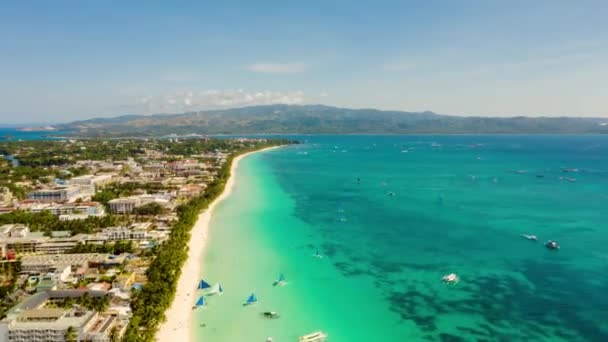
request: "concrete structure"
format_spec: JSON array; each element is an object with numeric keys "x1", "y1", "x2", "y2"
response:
[
  {"x1": 0, "y1": 187, "x2": 13, "y2": 206},
  {"x1": 107, "y1": 197, "x2": 141, "y2": 214},
  {"x1": 0, "y1": 225, "x2": 48, "y2": 255},
  {"x1": 19, "y1": 253, "x2": 110, "y2": 274},
  {"x1": 24, "y1": 202, "x2": 105, "y2": 218},
  {"x1": 27, "y1": 187, "x2": 81, "y2": 203},
  {"x1": 0, "y1": 291, "x2": 121, "y2": 342}
]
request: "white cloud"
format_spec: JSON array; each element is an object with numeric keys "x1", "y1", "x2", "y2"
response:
[
  {"x1": 247, "y1": 62, "x2": 307, "y2": 74},
  {"x1": 133, "y1": 89, "x2": 305, "y2": 113}
]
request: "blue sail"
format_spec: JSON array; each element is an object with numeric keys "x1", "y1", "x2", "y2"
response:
[
  {"x1": 195, "y1": 296, "x2": 205, "y2": 306},
  {"x1": 219, "y1": 284, "x2": 223, "y2": 293},
  {"x1": 198, "y1": 280, "x2": 211, "y2": 289},
  {"x1": 246, "y1": 293, "x2": 257, "y2": 304},
  {"x1": 278, "y1": 273, "x2": 285, "y2": 282}
]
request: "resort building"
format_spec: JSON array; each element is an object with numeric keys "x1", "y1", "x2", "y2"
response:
[
  {"x1": 0, "y1": 291, "x2": 123, "y2": 342},
  {"x1": 107, "y1": 197, "x2": 141, "y2": 214},
  {"x1": 19, "y1": 253, "x2": 110, "y2": 274},
  {"x1": 27, "y1": 186, "x2": 81, "y2": 203},
  {"x1": 0, "y1": 225, "x2": 48, "y2": 255},
  {"x1": 69, "y1": 174, "x2": 113, "y2": 188},
  {"x1": 22, "y1": 202, "x2": 106, "y2": 218}
]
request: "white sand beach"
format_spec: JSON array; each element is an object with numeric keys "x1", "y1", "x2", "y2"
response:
[{"x1": 156, "y1": 146, "x2": 282, "y2": 342}]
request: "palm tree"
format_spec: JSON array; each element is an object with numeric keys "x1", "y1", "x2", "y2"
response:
[
  {"x1": 109, "y1": 326, "x2": 120, "y2": 342},
  {"x1": 64, "y1": 326, "x2": 77, "y2": 342}
]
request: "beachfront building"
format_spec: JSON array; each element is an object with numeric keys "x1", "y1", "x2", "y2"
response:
[{"x1": 177, "y1": 184, "x2": 205, "y2": 199}]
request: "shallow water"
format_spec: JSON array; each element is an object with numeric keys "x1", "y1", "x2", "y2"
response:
[{"x1": 196, "y1": 135, "x2": 608, "y2": 341}]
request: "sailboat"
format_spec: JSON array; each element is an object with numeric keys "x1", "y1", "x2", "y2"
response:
[
  {"x1": 208, "y1": 283, "x2": 223, "y2": 295},
  {"x1": 197, "y1": 279, "x2": 212, "y2": 290},
  {"x1": 192, "y1": 296, "x2": 205, "y2": 309},
  {"x1": 272, "y1": 273, "x2": 286, "y2": 287},
  {"x1": 243, "y1": 293, "x2": 258, "y2": 306}
]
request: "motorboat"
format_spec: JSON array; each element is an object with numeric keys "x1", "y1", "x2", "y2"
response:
[
  {"x1": 521, "y1": 234, "x2": 538, "y2": 241},
  {"x1": 262, "y1": 311, "x2": 280, "y2": 319},
  {"x1": 299, "y1": 331, "x2": 328, "y2": 342},
  {"x1": 545, "y1": 240, "x2": 560, "y2": 250},
  {"x1": 442, "y1": 273, "x2": 460, "y2": 283}
]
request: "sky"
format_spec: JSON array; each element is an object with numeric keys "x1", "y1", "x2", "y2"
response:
[{"x1": 1, "y1": 0, "x2": 607, "y2": 124}]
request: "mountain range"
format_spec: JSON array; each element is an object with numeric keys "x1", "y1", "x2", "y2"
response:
[{"x1": 56, "y1": 104, "x2": 608, "y2": 136}]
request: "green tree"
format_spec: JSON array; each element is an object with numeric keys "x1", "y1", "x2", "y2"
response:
[{"x1": 64, "y1": 326, "x2": 77, "y2": 342}]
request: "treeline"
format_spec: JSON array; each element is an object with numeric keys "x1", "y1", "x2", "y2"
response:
[
  {"x1": 70, "y1": 240, "x2": 134, "y2": 254},
  {"x1": 121, "y1": 141, "x2": 287, "y2": 342},
  {"x1": 50, "y1": 292, "x2": 111, "y2": 312},
  {"x1": 0, "y1": 210, "x2": 121, "y2": 235},
  {"x1": 0, "y1": 262, "x2": 21, "y2": 319}
]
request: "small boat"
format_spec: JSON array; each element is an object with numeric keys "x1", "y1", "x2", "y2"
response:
[
  {"x1": 243, "y1": 293, "x2": 258, "y2": 306},
  {"x1": 272, "y1": 273, "x2": 286, "y2": 287},
  {"x1": 299, "y1": 331, "x2": 328, "y2": 342},
  {"x1": 208, "y1": 283, "x2": 223, "y2": 295},
  {"x1": 262, "y1": 311, "x2": 280, "y2": 319},
  {"x1": 265, "y1": 338, "x2": 273, "y2": 342},
  {"x1": 521, "y1": 234, "x2": 538, "y2": 241},
  {"x1": 197, "y1": 279, "x2": 212, "y2": 290},
  {"x1": 442, "y1": 273, "x2": 460, "y2": 283},
  {"x1": 387, "y1": 191, "x2": 396, "y2": 197},
  {"x1": 313, "y1": 251, "x2": 323, "y2": 259},
  {"x1": 192, "y1": 296, "x2": 205, "y2": 309},
  {"x1": 545, "y1": 240, "x2": 560, "y2": 250},
  {"x1": 338, "y1": 217, "x2": 347, "y2": 222}
]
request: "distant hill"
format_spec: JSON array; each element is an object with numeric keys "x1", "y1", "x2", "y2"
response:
[{"x1": 57, "y1": 104, "x2": 608, "y2": 136}]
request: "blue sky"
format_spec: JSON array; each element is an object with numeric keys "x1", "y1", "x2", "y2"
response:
[{"x1": 1, "y1": 0, "x2": 607, "y2": 123}]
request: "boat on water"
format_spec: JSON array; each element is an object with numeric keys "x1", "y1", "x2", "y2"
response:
[
  {"x1": 312, "y1": 251, "x2": 323, "y2": 259},
  {"x1": 442, "y1": 273, "x2": 460, "y2": 283},
  {"x1": 272, "y1": 273, "x2": 286, "y2": 287},
  {"x1": 299, "y1": 331, "x2": 328, "y2": 342},
  {"x1": 262, "y1": 311, "x2": 280, "y2": 319},
  {"x1": 192, "y1": 296, "x2": 205, "y2": 309},
  {"x1": 545, "y1": 240, "x2": 560, "y2": 250},
  {"x1": 208, "y1": 283, "x2": 223, "y2": 295},
  {"x1": 197, "y1": 279, "x2": 212, "y2": 290},
  {"x1": 521, "y1": 234, "x2": 538, "y2": 241},
  {"x1": 243, "y1": 293, "x2": 258, "y2": 306}
]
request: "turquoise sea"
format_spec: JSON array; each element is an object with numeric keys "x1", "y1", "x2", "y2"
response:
[{"x1": 195, "y1": 135, "x2": 608, "y2": 342}]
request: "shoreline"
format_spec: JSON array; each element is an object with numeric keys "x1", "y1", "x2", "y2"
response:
[{"x1": 156, "y1": 145, "x2": 283, "y2": 342}]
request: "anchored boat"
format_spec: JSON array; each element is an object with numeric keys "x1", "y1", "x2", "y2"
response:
[
  {"x1": 197, "y1": 279, "x2": 212, "y2": 290},
  {"x1": 299, "y1": 331, "x2": 328, "y2": 342},
  {"x1": 192, "y1": 295, "x2": 205, "y2": 309},
  {"x1": 243, "y1": 293, "x2": 258, "y2": 306},
  {"x1": 272, "y1": 273, "x2": 286, "y2": 287}
]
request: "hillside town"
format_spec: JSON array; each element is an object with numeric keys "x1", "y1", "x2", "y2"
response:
[{"x1": 0, "y1": 137, "x2": 288, "y2": 342}]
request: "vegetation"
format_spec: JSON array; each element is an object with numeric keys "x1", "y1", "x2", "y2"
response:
[
  {"x1": 0, "y1": 262, "x2": 21, "y2": 319},
  {"x1": 70, "y1": 240, "x2": 134, "y2": 254},
  {"x1": 54, "y1": 104, "x2": 608, "y2": 136},
  {"x1": 121, "y1": 141, "x2": 286, "y2": 342},
  {"x1": 50, "y1": 292, "x2": 111, "y2": 313},
  {"x1": 133, "y1": 202, "x2": 164, "y2": 216},
  {"x1": 64, "y1": 326, "x2": 77, "y2": 342},
  {"x1": 0, "y1": 210, "x2": 121, "y2": 235}
]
